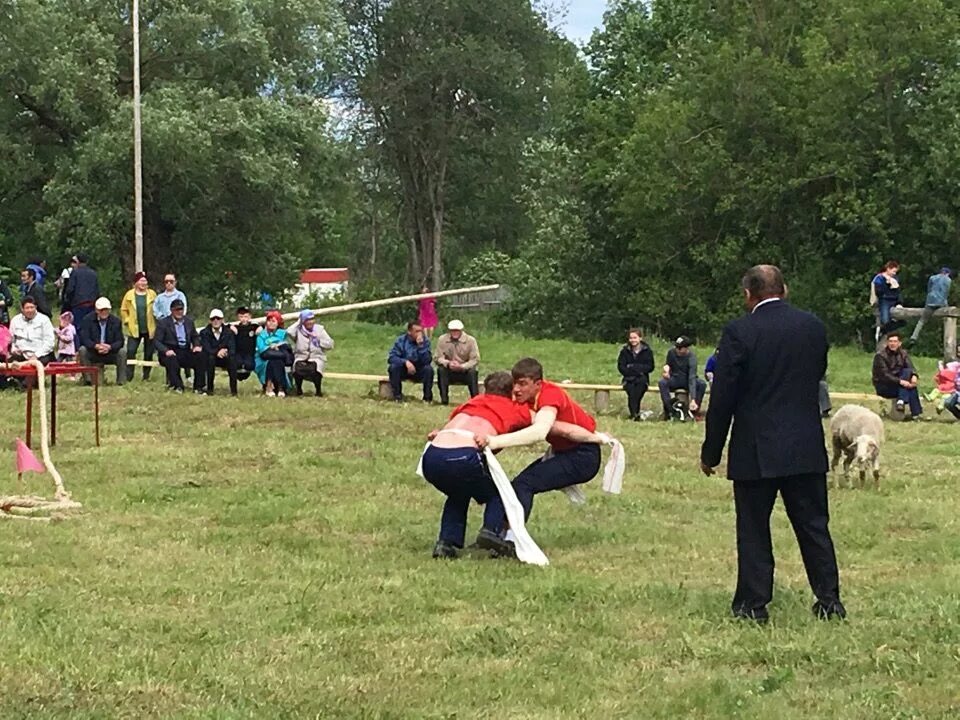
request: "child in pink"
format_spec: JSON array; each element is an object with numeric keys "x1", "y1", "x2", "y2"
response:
[
  {"x1": 418, "y1": 285, "x2": 438, "y2": 340},
  {"x1": 56, "y1": 311, "x2": 77, "y2": 362}
]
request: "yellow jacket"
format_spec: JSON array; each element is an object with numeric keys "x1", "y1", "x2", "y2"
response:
[{"x1": 120, "y1": 288, "x2": 158, "y2": 338}]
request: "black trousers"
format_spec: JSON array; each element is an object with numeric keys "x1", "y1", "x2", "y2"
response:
[
  {"x1": 732, "y1": 473, "x2": 841, "y2": 613},
  {"x1": 436, "y1": 366, "x2": 479, "y2": 404},
  {"x1": 205, "y1": 353, "x2": 238, "y2": 395},
  {"x1": 235, "y1": 353, "x2": 255, "y2": 379},
  {"x1": 483, "y1": 443, "x2": 601, "y2": 533},
  {"x1": 388, "y1": 363, "x2": 434, "y2": 401},
  {"x1": 624, "y1": 381, "x2": 648, "y2": 417},
  {"x1": 126, "y1": 333, "x2": 154, "y2": 380},
  {"x1": 161, "y1": 348, "x2": 208, "y2": 392},
  {"x1": 292, "y1": 360, "x2": 323, "y2": 395}
]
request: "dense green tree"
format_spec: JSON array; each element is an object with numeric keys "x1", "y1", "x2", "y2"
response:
[
  {"x1": 338, "y1": 0, "x2": 558, "y2": 290},
  {"x1": 509, "y1": 0, "x2": 960, "y2": 344},
  {"x1": 0, "y1": 0, "x2": 347, "y2": 298}
]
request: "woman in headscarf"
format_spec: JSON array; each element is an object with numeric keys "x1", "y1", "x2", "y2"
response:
[
  {"x1": 255, "y1": 310, "x2": 292, "y2": 397},
  {"x1": 287, "y1": 309, "x2": 334, "y2": 396}
]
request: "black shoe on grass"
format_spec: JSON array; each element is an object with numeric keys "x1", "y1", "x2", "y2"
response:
[
  {"x1": 432, "y1": 540, "x2": 459, "y2": 559},
  {"x1": 812, "y1": 600, "x2": 847, "y2": 620}
]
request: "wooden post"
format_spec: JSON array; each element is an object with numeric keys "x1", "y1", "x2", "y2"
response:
[
  {"x1": 593, "y1": 390, "x2": 610, "y2": 413},
  {"x1": 944, "y1": 316, "x2": 957, "y2": 362}
]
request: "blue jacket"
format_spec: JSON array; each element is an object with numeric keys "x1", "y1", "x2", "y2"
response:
[
  {"x1": 925, "y1": 273, "x2": 951, "y2": 308},
  {"x1": 255, "y1": 328, "x2": 291, "y2": 387},
  {"x1": 388, "y1": 333, "x2": 432, "y2": 370},
  {"x1": 872, "y1": 273, "x2": 900, "y2": 304}
]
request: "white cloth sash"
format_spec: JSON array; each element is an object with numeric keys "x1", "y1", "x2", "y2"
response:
[{"x1": 482, "y1": 448, "x2": 549, "y2": 566}]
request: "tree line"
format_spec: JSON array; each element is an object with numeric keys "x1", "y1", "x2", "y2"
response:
[{"x1": 3, "y1": 0, "x2": 959, "y2": 345}]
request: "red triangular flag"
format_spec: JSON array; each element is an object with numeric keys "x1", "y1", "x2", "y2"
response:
[{"x1": 15, "y1": 438, "x2": 45, "y2": 474}]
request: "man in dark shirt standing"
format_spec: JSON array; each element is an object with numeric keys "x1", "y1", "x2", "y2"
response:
[
  {"x1": 20, "y1": 268, "x2": 51, "y2": 318},
  {"x1": 63, "y1": 253, "x2": 100, "y2": 327},
  {"x1": 231, "y1": 307, "x2": 260, "y2": 382},
  {"x1": 700, "y1": 265, "x2": 844, "y2": 623}
]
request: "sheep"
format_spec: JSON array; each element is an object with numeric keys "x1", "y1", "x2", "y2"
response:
[{"x1": 829, "y1": 404, "x2": 885, "y2": 489}]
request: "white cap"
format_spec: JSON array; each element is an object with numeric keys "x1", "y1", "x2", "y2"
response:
[
  {"x1": 448, "y1": 319, "x2": 465, "y2": 331},
  {"x1": 94, "y1": 297, "x2": 112, "y2": 310},
  {"x1": 209, "y1": 308, "x2": 224, "y2": 319}
]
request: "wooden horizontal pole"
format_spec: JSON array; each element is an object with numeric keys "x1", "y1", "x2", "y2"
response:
[
  {"x1": 247, "y1": 284, "x2": 501, "y2": 325},
  {"x1": 891, "y1": 305, "x2": 960, "y2": 320}
]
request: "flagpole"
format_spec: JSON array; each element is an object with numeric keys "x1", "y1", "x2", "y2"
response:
[{"x1": 132, "y1": 0, "x2": 144, "y2": 272}]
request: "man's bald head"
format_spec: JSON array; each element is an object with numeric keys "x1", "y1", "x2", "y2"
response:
[{"x1": 741, "y1": 265, "x2": 786, "y2": 309}]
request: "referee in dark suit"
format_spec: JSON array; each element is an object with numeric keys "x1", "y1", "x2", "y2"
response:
[{"x1": 700, "y1": 265, "x2": 845, "y2": 623}]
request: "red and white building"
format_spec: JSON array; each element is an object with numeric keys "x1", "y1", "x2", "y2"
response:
[{"x1": 292, "y1": 268, "x2": 350, "y2": 305}]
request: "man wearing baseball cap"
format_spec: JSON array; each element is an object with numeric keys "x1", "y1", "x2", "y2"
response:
[
  {"x1": 658, "y1": 335, "x2": 707, "y2": 419},
  {"x1": 433, "y1": 319, "x2": 480, "y2": 405},
  {"x1": 77, "y1": 296, "x2": 128, "y2": 385},
  {"x1": 199, "y1": 308, "x2": 238, "y2": 395},
  {"x1": 908, "y1": 266, "x2": 953, "y2": 347}
]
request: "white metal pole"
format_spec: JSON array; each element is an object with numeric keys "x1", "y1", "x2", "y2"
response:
[{"x1": 132, "y1": 0, "x2": 144, "y2": 272}]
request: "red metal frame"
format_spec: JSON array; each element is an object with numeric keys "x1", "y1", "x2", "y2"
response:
[{"x1": 0, "y1": 363, "x2": 101, "y2": 448}]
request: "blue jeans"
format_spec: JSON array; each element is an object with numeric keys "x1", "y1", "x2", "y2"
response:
[
  {"x1": 421, "y1": 445, "x2": 496, "y2": 547},
  {"x1": 878, "y1": 299, "x2": 896, "y2": 327},
  {"x1": 945, "y1": 392, "x2": 960, "y2": 420},
  {"x1": 483, "y1": 443, "x2": 602, "y2": 534},
  {"x1": 658, "y1": 376, "x2": 707, "y2": 414},
  {"x1": 875, "y1": 368, "x2": 922, "y2": 416}
]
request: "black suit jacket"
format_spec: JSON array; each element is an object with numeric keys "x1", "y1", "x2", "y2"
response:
[
  {"x1": 154, "y1": 315, "x2": 202, "y2": 353},
  {"x1": 23, "y1": 282, "x2": 51, "y2": 318},
  {"x1": 78, "y1": 313, "x2": 124, "y2": 354},
  {"x1": 199, "y1": 324, "x2": 236, "y2": 356},
  {"x1": 700, "y1": 300, "x2": 828, "y2": 482}
]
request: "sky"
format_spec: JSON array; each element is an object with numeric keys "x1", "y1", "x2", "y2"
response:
[{"x1": 560, "y1": 0, "x2": 607, "y2": 43}]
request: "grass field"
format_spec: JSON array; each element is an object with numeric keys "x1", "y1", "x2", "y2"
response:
[{"x1": 1, "y1": 317, "x2": 958, "y2": 718}]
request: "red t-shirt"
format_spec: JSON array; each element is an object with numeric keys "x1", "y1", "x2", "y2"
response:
[
  {"x1": 532, "y1": 380, "x2": 596, "y2": 452},
  {"x1": 450, "y1": 394, "x2": 532, "y2": 435}
]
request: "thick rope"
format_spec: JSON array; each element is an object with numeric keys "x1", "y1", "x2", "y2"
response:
[{"x1": 2, "y1": 359, "x2": 82, "y2": 521}]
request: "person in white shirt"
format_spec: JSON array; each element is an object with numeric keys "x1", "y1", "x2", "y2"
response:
[{"x1": 9, "y1": 296, "x2": 56, "y2": 364}]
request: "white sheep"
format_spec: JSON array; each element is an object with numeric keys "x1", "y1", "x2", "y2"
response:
[{"x1": 829, "y1": 404, "x2": 885, "y2": 489}]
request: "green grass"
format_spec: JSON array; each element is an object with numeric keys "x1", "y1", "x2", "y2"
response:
[{"x1": 1, "y1": 318, "x2": 958, "y2": 718}]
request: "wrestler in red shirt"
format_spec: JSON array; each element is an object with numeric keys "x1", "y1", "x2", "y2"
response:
[
  {"x1": 420, "y1": 370, "x2": 605, "y2": 559},
  {"x1": 475, "y1": 358, "x2": 604, "y2": 555}
]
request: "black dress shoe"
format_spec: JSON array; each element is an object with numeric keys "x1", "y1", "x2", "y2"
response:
[
  {"x1": 475, "y1": 528, "x2": 516, "y2": 558},
  {"x1": 732, "y1": 606, "x2": 770, "y2": 624},
  {"x1": 432, "y1": 540, "x2": 459, "y2": 559},
  {"x1": 812, "y1": 600, "x2": 847, "y2": 620}
]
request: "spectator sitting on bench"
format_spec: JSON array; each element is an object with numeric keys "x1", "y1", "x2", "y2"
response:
[
  {"x1": 388, "y1": 321, "x2": 433, "y2": 403},
  {"x1": 77, "y1": 297, "x2": 127, "y2": 386},
  {"x1": 200, "y1": 308, "x2": 238, "y2": 396},
  {"x1": 658, "y1": 336, "x2": 707, "y2": 420},
  {"x1": 154, "y1": 298, "x2": 207, "y2": 395},
  {"x1": 231, "y1": 307, "x2": 260, "y2": 382},
  {"x1": 872, "y1": 331, "x2": 922, "y2": 420},
  {"x1": 8, "y1": 296, "x2": 56, "y2": 364},
  {"x1": 617, "y1": 328, "x2": 654, "y2": 421},
  {"x1": 433, "y1": 319, "x2": 479, "y2": 405},
  {"x1": 287, "y1": 309, "x2": 334, "y2": 397}
]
